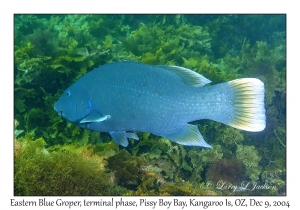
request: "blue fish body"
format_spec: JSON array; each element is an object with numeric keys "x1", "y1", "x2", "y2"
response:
[{"x1": 54, "y1": 61, "x2": 266, "y2": 147}]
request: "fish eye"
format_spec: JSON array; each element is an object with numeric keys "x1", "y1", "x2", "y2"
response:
[{"x1": 66, "y1": 90, "x2": 71, "y2": 97}]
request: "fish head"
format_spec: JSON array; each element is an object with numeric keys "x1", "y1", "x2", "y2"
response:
[{"x1": 54, "y1": 84, "x2": 91, "y2": 124}]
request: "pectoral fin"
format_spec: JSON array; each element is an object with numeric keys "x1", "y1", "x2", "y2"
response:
[
  {"x1": 158, "y1": 124, "x2": 212, "y2": 148},
  {"x1": 109, "y1": 131, "x2": 139, "y2": 147},
  {"x1": 80, "y1": 112, "x2": 111, "y2": 123}
]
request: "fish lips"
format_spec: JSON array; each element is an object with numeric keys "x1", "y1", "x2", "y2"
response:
[
  {"x1": 53, "y1": 101, "x2": 61, "y2": 115},
  {"x1": 53, "y1": 102, "x2": 84, "y2": 125},
  {"x1": 54, "y1": 109, "x2": 73, "y2": 123},
  {"x1": 53, "y1": 102, "x2": 68, "y2": 119}
]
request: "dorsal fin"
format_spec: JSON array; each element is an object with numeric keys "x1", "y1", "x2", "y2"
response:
[{"x1": 157, "y1": 65, "x2": 211, "y2": 87}]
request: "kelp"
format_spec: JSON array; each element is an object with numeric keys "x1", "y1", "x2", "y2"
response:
[{"x1": 14, "y1": 14, "x2": 286, "y2": 196}]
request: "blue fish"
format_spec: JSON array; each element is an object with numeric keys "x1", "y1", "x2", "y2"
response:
[{"x1": 54, "y1": 61, "x2": 265, "y2": 147}]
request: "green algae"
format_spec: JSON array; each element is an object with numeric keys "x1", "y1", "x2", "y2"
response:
[{"x1": 14, "y1": 135, "x2": 121, "y2": 196}]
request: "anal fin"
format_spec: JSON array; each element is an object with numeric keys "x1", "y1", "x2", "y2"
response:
[{"x1": 158, "y1": 124, "x2": 212, "y2": 148}]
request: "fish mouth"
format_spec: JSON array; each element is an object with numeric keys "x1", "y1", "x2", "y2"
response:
[
  {"x1": 53, "y1": 103, "x2": 64, "y2": 117},
  {"x1": 53, "y1": 107, "x2": 74, "y2": 123},
  {"x1": 53, "y1": 102, "x2": 78, "y2": 123},
  {"x1": 55, "y1": 110, "x2": 70, "y2": 122},
  {"x1": 54, "y1": 102, "x2": 62, "y2": 115},
  {"x1": 56, "y1": 110, "x2": 66, "y2": 118},
  {"x1": 53, "y1": 102, "x2": 59, "y2": 111}
]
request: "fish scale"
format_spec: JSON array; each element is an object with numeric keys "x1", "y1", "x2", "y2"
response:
[{"x1": 54, "y1": 61, "x2": 265, "y2": 147}]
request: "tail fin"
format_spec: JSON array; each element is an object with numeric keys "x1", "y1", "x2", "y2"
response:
[{"x1": 227, "y1": 78, "x2": 266, "y2": 132}]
